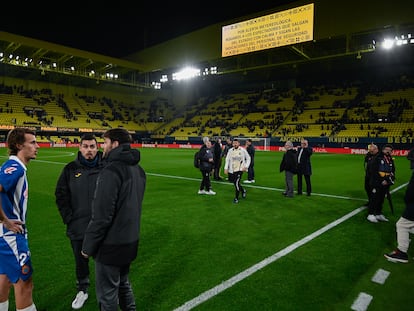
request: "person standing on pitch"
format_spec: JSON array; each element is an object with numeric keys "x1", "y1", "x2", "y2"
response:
[
  {"x1": 221, "y1": 137, "x2": 232, "y2": 180},
  {"x1": 82, "y1": 128, "x2": 146, "y2": 310},
  {"x1": 224, "y1": 138, "x2": 251, "y2": 203},
  {"x1": 244, "y1": 139, "x2": 255, "y2": 183},
  {"x1": 197, "y1": 137, "x2": 216, "y2": 195},
  {"x1": 406, "y1": 145, "x2": 414, "y2": 173},
  {"x1": 367, "y1": 144, "x2": 395, "y2": 223},
  {"x1": 212, "y1": 137, "x2": 223, "y2": 181},
  {"x1": 363, "y1": 143, "x2": 378, "y2": 207},
  {"x1": 296, "y1": 139, "x2": 313, "y2": 196},
  {"x1": 0, "y1": 128, "x2": 39, "y2": 311},
  {"x1": 384, "y1": 171, "x2": 414, "y2": 263},
  {"x1": 55, "y1": 134, "x2": 103, "y2": 309},
  {"x1": 280, "y1": 140, "x2": 297, "y2": 198}
]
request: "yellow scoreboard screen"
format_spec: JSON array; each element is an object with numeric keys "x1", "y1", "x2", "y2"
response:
[{"x1": 222, "y1": 3, "x2": 314, "y2": 57}]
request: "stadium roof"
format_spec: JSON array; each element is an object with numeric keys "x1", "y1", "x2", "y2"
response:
[
  {"x1": 1, "y1": 0, "x2": 414, "y2": 89},
  {"x1": 0, "y1": 31, "x2": 150, "y2": 87}
]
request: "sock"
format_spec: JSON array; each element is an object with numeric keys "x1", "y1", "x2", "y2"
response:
[
  {"x1": 0, "y1": 300, "x2": 9, "y2": 311},
  {"x1": 17, "y1": 303, "x2": 37, "y2": 311}
]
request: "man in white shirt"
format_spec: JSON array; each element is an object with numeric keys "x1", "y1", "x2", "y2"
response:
[{"x1": 224, "y1": 139, "x2": 251, "y2": 203}]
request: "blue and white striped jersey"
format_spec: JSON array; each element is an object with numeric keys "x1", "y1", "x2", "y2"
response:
[{"x1": 0, "y1": 155, "x2": 28, "y2": 235}]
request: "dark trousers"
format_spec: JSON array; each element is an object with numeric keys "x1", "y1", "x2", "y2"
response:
[
  {"x1": 213, "y1": 158, "x2": 222, "y2": 180},
  {"x1": 95, "y1": 262, "x2": 136, "y2": 311},
  {"x1": 70, "y1": 239, "x2": 90, "y2": 292},
  {"x1": 233, "y1": 171, "x2": 245, "y2": 199},
  {"x1": 247, "y1": 164, "x2": 254, "y2": 181},
  {"x1": 364, "y1": 175, "x2": 372, "y2": 205},
  {"x1": 200, "y1": 169, "x2": 212, "y2": 191},
  {"x1": 297, "y1": 173, "x2": 311, "y2": 195},
  {"x1": 369, "y1": 186, "x2": 387, "y2": 215}
]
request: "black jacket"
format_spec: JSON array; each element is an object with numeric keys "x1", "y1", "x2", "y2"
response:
[
  {"x1": 369, "y1": 151, "x2": 395, "y2": 189},
  {"x1": 198, "y1": 144, "x2": 214, "y2": 171},
  {"x1": 55, "y1": 151, "x2": 103, "y2": 240},
  {"x1": 82, "y1": 144, "x2": 146, "y2": 266},
  {"x1": 297, "y1": 146, "x2": 312, "y2": 175},
  {"x1": 407, "y1": 147, "x2": 414, "y2": 170},
  {"x1": 246, "y1": 144, "x2": 255, "y2": 165},
  {"x1": 280, "y1": 149, "x2": 298, "y2": 174}
]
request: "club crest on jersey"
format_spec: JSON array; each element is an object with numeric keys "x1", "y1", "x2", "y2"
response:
[
  {"x1": 21, "y1": 264, "x2": 31, "y2": 275},
  {"x1": 4, "y1": 167, "x2": 17, "y2": 174}
]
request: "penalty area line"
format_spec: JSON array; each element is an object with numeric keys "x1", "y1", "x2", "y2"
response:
[{"x1": 173, "y1": 206, "x2": 367, "y2": 311}]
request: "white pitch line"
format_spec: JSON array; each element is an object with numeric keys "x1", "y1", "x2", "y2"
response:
[
  {"x1": 147, "y1": 173, "x2": 368, "y2": 202},
  {"x1": 351, "y1": 292, "x2": 373, "y2": 311},
  {"x1": 173, "y1": 206, "x2": 367, "y2": 311},
  {"x1": 16, "y1": 160, "x2": 409, "y2": 309},
  {"x1": 371, "y1": 268, "x2": 390, "y2": 285}
]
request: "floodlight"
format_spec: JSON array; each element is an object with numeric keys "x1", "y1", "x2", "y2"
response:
[{"x1": 381, "y1": 39, "x2": 394, "y2": 49}]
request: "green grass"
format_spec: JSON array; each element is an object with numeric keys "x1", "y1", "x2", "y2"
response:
[{"x1": 2, "y1": 147, "x2": 413, "y2": 310}]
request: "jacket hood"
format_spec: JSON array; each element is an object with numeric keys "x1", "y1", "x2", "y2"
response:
[{"x1": 106, "y1": 144, "x2": 140, "y2": 165}]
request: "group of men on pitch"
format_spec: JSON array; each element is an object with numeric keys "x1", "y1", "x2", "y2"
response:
[{"x1": 364, "y1": 143, "x2": 414, "y2": 264}]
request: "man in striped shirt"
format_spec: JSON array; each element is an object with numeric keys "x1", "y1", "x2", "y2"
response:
[{"x1": 0, "y1": 128, "x2": 39, "y2": 311}]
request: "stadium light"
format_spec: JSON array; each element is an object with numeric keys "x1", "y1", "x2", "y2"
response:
[
  {"x1": 376, "y1": 32, "x2": 414, "y2": 50},
  {"x1": 160, "y1": 74, "x2": 168, "y2": 83},
  {"x1": 381, "y1": 38, "x2": 394, "y2": 49},
  {"x1": 172, "y1": 66, "x2": 201, "y2": 81}
]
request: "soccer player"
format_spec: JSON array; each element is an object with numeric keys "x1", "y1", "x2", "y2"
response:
[{"x1": 0, "y1": 128, "x2": 39, "y2": 311}]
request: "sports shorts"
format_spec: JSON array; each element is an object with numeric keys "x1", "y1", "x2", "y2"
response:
[{"x1": 0, "y1": 233, "x2": 34, "y2": 283}]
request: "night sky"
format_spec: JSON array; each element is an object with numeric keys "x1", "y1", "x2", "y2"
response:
[{"x1": 0, "y1": 1, "x2": 297, "y2": 58}]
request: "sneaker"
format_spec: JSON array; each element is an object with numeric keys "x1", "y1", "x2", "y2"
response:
[
  {"x1": 376, "y1": 214, "x2": 389, "y2": 222},
  {"x1": 367, "y1": 214, "x2": 378, "y2": 223},
  {"x1": 242, "y1": 190, "x2": 247, "y2": 198},
  {"x1": 243, "y1": 180, "x2": 252, "y2": 183},
  {"x1": 250, "y1": 180, "x2": 255, "y2": 183},
  {"x1": 72, "y1": 291, "x2": 88, "y2": 309},
  {"x1": 384, "y1": 249, "x2": 409, "y2": 263},
  {"x1": 233, "y1": 198, "x2": 239, "y2": 204},
  {"x1": 198, "y1": 190, "x2": 206, "y2": 195},
  {"x1": 206, "y1": 190, "x2": 216, "y2": 195}
]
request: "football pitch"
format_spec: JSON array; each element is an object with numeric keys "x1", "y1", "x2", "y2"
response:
[{"x1": 2, "y1": 147, "x2": 414, "y2": 310}]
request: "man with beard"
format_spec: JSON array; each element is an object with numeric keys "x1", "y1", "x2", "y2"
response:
[
  {"x1": 55, "y1": 134, "x2": 103, "y2": 309},
  {"x1": 224, "y1": 139, "x2": 251, "y2": 204}
]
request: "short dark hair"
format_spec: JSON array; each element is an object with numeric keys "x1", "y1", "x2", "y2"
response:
[
  {"x1": 103, "y1": 128, "x2": 132, "y2": 144},
  {"x1": 383, "y1": 144, "x2": 393, "y2": 150},
  {"x1": 7, "y1": 128, "x2": 36, "y2": 156},
  {"x1": 80, "y1": 134, "x2": 97, "y2": 143}
]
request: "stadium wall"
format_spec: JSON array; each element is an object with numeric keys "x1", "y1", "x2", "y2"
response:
[{"x1": 4, "y1": 142, "x2": 405, "y2": 157}]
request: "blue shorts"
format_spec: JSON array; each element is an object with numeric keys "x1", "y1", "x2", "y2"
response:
[{"x1": 0, "y1": 233, "x2": 34, "y2": 283}]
